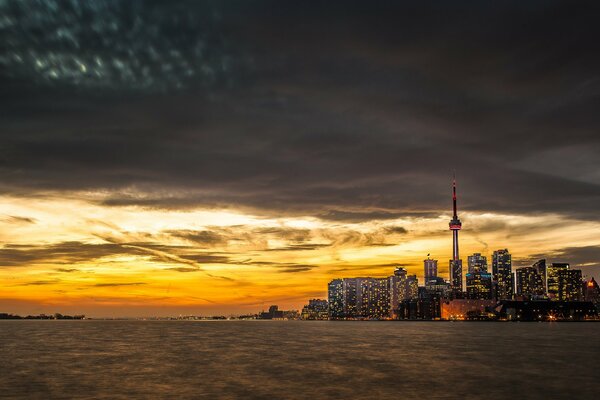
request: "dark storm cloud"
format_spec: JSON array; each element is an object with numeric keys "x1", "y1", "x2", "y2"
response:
[{"x1": 1, "y1": 1, "x2": 599, "y2": 219}]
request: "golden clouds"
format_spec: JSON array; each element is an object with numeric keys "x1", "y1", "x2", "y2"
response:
[{"x1": 1, "y1": 194, "x2": 599, "y2": 316}]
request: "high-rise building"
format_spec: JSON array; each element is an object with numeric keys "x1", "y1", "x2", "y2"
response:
[
  {"x1": 532, "y1": 259, "x2": 547, "y2": 293},
  {"x1": 327, "y1": 279, "x2": 344, "y2": 319},
  {"x1": 424, "y1": 257, "x2": 438, "y2": 283},
  {"x1": 329, "y1": 276, "x2": 393, "y2": 319},
  {"x1": 359, "y1": 278, "x2": 390, "y2": 319},
  {"x1": 558, "y1": 269, "x2": 583, "y2": 301},
  {"x1": 583, "y1": 277, "x2": 600, "y2": 305},
  {"x1": 466, "y1": 270, "x2": 493, "y2": 300},
  {"x1": 547, "y1": 263, "x2": 569, "y2": 300},
  {"x1": 449, "y1": 177, "x2": 463, "y2": 293},
  {"x1": 468, "y1": 253, "x2": 488, "y2": 273},
  {"x1": 342, "y1": 278, "x2": 359, "y2": 317},
  {"x1": 492, "y1": 249, "x2": 513, "y2": 300},
  {"x1": 515, "y1": 267, "x2": 545, "y2": 298},
  {"x1": 389, "y1": 267, "x2": 407, "y2": 318},
  {"x1": 425, "y1": 276, "x2": 452, "y2": 298},
  {"x1": 406, "y1": 274, "x2": 419, "y2": 300}
]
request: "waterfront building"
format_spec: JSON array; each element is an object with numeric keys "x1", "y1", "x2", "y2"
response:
[
  {"x1": 583, "y1": 277, "x2": 600, "y2": 305},
  {"x1": 327, "y1": 279, "x2": 344, "y2": 319},
  {"x1": 425, "y1": 276, "x2": 452, "y2": 298},
  {"x1": 547, "y1": 263, "x2": 583, "y2": 301},
  {"x1": 342, "y1": 278, "x2": 360, "y2": 317},
  {"x1": 468, "y1": 253, "x2": 488, "y2": 273},
  {"x1": 515, "y1": 267, "x2": 545, "y2": 299},
  {"x1": 258, "y1": 305, "x2": 284, "y2": 319},
  {"x1": 424, "y1": 257, "x2": 438, "y2": 282},
  {"x1": 547, "y1": 263, "x2": 569, "y2": 300},
  {"x1": 389, "y1": 267, "x2": 407, "y2": 318},
  {"x1": 301, "y1": 299, "x2": 329, "y2": 320},
  {"x1": 532, "y1": 259, "x2": 547, "y2": 293},
  {"x1": 406, "y1": 274, "x2": 419, "y2": 300},
  {"x1": 360, "y1": 278, "x2": 390, "y2": 319},
  {"x1": 466, "y1": 270, "x2": 493, "y2": 300},
  {"x1": 497, "y1": 300, "x2": 597, "y2": 321},
  {"x1": 441, "y1": 299, "x2": 496, "y2": 320},
  {"x1": 492, "y1": 249, "x2": 513, "y2": 300},
  {"x1": 558, "y1": 269, "x2": 583, "y2": 301},
  {"x1": 449, "y1": 177, "x2": 463, "y2": 293}
]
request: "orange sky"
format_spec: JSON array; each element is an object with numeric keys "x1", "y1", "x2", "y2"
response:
[{"x1": 1, "y1": 192, "x2": 599, "y2": 317}]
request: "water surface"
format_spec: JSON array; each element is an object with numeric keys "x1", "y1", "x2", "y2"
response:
[{"x1": 1, "y1": 321, "x2": 598, "y2": 399}]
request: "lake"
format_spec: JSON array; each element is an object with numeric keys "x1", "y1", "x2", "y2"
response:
[{"x1": 1, "y1": 320, "x2": 598, "y2": 399}]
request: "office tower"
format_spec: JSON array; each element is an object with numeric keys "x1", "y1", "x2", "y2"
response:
[
  {"x1": 360, "y1": 278, "x2": 390, "y2": 319},
  {"x1": 406, "y1": 274, "x2": 419, "y2": 300},
  {"x1": 515, "y1": 267, "x2": 545, "y2": 298},
  {"x1": 468, "y1": 253, "x2": 488, "y2": 273},
  {"x1": 424, "y1": 257, "x2": 438, "y2": 283},
  {"x1": 389, "y1": 267, "x2": 408, "y2": 318},
  {"x1": 547, "y1": 263, "x2": 569, "y2": 300},
  {"x1": 466, "y1": 270, "x2": 493, "y2": 300},
  {"x1": 425, "y1": 276, "x2": 452, "y2": 298},
  {"x1": 342, "y1": 278, "x2": 359, "y2": 317},
  {"x1": 532, "y1": 259, "x2": 547, "y2": 293},
  {"x1": 327, "y1": 279, "x2": 344, "y2": 319},
  {"x1": 449, "y1": 177, "x2": 463, "y2": 293},
  {"x1": 583, "y1": 277, "x2": 600, "y2": 304},
  {"x1": 558, "y1": 269, "x2": 583, "y2": 301},
  {"x1": 493, "y1": 249, "x2": 513, "y2": 300}
]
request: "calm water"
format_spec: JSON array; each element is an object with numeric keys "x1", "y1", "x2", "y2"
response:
[{"x1": 1, "y1": 321, "x2": 599, "y2": 399}]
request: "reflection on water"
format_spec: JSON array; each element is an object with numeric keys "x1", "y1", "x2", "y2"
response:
[{"x1": 1, "y1": 321, "x2": 598, "y2": 399}]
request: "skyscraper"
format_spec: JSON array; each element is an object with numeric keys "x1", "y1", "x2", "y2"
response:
[
  {"x1": 547, "y1": 263, "x2": 569, "y2": 300},
  {"x1": 492, "y1": 249, "x2": 513, "y2": 300},
  {"x1": 466, "y1": 270, "x2": 493, "y2": 300},
  {"x1": 389, "y1": 267, "x2": 407, "y2": 318},
  {"x1": 424, "y1": 257, "x2": 438, "y2": 283},
  {"x1": 468, "y1": 253, "x2": 488, "y2": 273},
  {"x1": 532, "y1": 259, "x2": 547, "y2": 293},
  {"x1": 327, "y1": 279, "x2": 344, "y2": 319},
  {"x1": 558, "y1": 269, "x2": 583, "y2": 301},
  {"x1": 515, "y1": 267, "x2": 545, "y2": 299},
  {"x1": 449, "y1": 177, "x2": 463, "y2": 293}
]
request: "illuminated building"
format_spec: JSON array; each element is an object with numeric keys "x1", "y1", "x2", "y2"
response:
[
  {"x1": 425, "y1": 276, "x2": 451, "y2": 298},
  {"x1": 466, "y1": 270, "x2": 493, "y2": 300},
  {"x1": 449, "y1": 177, "x2": 463, "y2": 294},
  {"x1": 359, "y1": 278, "x2": 390, "y2": 319},
  {"x1": 329, "y1": 276, "x2": 392, "y2": 319},
  {"x1": 441, "y1": 299, "x2": 496, "y2": 320},
  {"x1": 492, "y1": 249, "x2": 513, "y2": 300},
  {"x1": 405, "y1": 274, "x2": 419, "y2": 300},
  {"x1": 424, "y1": 257, "x2": 438, "y2": 282},
  {"x1": 583, "y1": 277, "x2": 600, "y2": 306},
  {"x1": 558, "y1": 269, "x2": 583, "y2": 301},
  {"x1": 327, "y1": 279, "x2": 344, "y2": 319},
  {"x1": 547, "y1": 263, "x2": 583, "y2": 301},
  {"x1": 343, "y1": 278, "x2": 359, "y2": 317},
  {"x1": 547, "y1": 263, "x2": 569, "y2": 300},
  {"x1": 515, "y1": 267, "x2": 545, "y2": 299},
  {"x1": 389, "y1": 267, "x2": 407, "y2": 318},
  {"x1": 301, "y1": 299, "x2": 329, "y2": 320},
  {"x1": 468, "y1": 253, "x2": 488, "y2": 273},
  {"x1": 532, "y1": 259, "x2": 547, "y2": 293}
]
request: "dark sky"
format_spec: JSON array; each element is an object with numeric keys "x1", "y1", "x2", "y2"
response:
[{"x1": 1, "y1": 0, "x2": 599, "y2": 219}]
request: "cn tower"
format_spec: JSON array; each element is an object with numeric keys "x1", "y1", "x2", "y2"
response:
[{"x1": 449, "y1": 176, "x2": 463, "y2": 293}]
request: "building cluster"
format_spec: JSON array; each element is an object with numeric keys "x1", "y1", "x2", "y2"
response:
[{"x1": 313, "y1": 179, "x2": 600, "y2": 322}]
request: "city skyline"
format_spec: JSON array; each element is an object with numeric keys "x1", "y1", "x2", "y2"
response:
[{"x1": 1, "y1": 1, "x2": 600, "y2": 317}]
